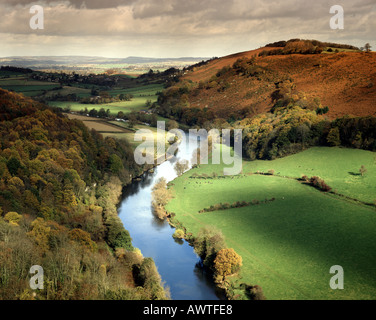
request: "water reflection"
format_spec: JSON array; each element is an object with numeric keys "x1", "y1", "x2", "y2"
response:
[{"x1": 118, "y1": 135, "x2": 224, "y2": 300}]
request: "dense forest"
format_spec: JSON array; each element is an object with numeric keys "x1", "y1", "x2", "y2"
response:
[{"x1": 0, "y1": 88, "x2": 167, "y2": 300}]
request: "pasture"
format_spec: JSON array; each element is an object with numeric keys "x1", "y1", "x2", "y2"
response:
[
  {"x1": 48, "y1": 83, "x2": 164, "y2": 115},
  {"x1": 165, "y1": 147, "x2": 376, "y2": 300},
  {"x1": 0, "y1": 77, "x2": 60, "y2": 96}
]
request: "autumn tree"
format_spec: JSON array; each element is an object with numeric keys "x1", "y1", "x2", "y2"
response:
[
  {"x1": 214, "y1": 248, "x2": 242, "y2": 279},
  {"x1": 4, "y1": 212, "x2": 21, "y2": 226},
  {"x1": 27, "y1": 218, "x2": 51, "y2": 254},
  {"x1": 68, "y1": 228, "x2": 96, "y2": 252},
  {"x1": 364, "y1": 43, "x2": 372, "y2": 52}
]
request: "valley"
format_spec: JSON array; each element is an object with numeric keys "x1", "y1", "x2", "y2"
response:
[{"x1": 1, "y1": 38, "x2": 376, "y2": 301}]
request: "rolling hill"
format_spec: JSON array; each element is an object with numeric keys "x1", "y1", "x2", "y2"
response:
[{"x1": 169, "y1": 40, "x2": 376, "y2": 120}]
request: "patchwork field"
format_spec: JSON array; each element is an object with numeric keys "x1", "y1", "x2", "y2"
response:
[
  {"x1": 48, "y1": 83, "x2": 164, "y2": 115},
  {"x1": 0, "y1": 77, "x2": 60, "y2": 96},
  {"x1": 65, "y1": 113, "x2": 171, "y2": 158},
  {"x1": 165, "y1": 147, "x2": 376, "y2": 300}
]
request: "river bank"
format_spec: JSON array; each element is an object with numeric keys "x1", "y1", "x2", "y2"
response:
[{"x1": 117, "y1": 135, "x2": 224, "y2": 300}]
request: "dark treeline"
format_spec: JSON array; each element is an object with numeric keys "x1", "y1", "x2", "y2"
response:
[
  {"x1": 0, "y1": 66, "x2": 33, "y2": 74},
  {"x1": 240, "y1": 108, "x2": 376, "y2": 161},
  {"x1": 265, "y1": 39, "x2": 359, "y2": 50},
  {"x1": 0, "y1": 88, "x2": 168, "y2": 300}
]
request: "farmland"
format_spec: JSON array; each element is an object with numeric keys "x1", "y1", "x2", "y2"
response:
[
  {"x1": 46, "y1": 83, "x2": 164, "y2": 115},
  {"x1": 165, "y1": 147, "x2": 376, "y2": 300},
  {"x1": 0, "y1": 76, "x2": 60, "y2": 96},
  {"x1": 0, "y1": 67, "x2": 166, "y2": 115},
  {"x1": 65, "y1": 113, "x2": 171, "y2": 157}
]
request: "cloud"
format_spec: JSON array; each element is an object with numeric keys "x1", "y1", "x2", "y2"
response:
[
  {"x1": 1, "y1": 0, "x2": 136, "y2": 9},
  {"x1": 0, "y1": 0, "x2": 375, "y2": 57}
]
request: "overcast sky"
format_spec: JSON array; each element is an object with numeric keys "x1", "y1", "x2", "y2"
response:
[{"x1": 0, "y1": 0, "x2": 375, "y2": 58}]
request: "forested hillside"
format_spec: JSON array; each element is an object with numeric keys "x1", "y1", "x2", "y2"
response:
[{"x1": 0, "y1": 88, "x2": 167, "y2": 300}]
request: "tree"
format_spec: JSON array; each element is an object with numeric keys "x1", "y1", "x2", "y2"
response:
[
  {"x1": 105, "y1": 215, "x2": 133, "y2": 251},
  {"x1": 151, "y1": 178, "x2": 172, "y2": 219},
  {"x1": 214, "y1": 248, "x2": 242, "y2": 279},
  {"x1": 167, "y1": 120, "x2": 179, "y2": 131},
  {"x1": 68, "y1": 228, "x2": 96, "y2": 251},
  {"x1": 109, "y1": 154, "x2": 124, "y2": 174},
  {"x1": 150, "y1": 114, "x2": 158, "y2": 127},
  {"x1": 359, "y1": 165, "x2": 367, "y2": 176},
  {"x1": 27, "y1": 218, "x2": 51, "y2": 254},
  {"x1": 89, "y1": 108, "x2": 98, "y2": 117},
  {"x1": 4, "y1": 212, "x2": 22, "y2": 226},
  {"x1": 194, "y1": 227, "x2": 226, "y2": 267},
  {"x1": 98, "y1": 108, "x2": 107, "y2": 118},
  {"x1": 364, "y1": 43, "x2": 372, "y2": 52},
  {"x1": 7, "y1": 157, "x2": 22, "y2": 176},
  {"x1": 174, "y1": 159, "x2": 189, "y2": 176},
  {"x1": 327, "y1": 127, "x2": 341, "y2": 146},
  {"x1": 91, "y1": 87, "x2": 99, "y2": 96}
]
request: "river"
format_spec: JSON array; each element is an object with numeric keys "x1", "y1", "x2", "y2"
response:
[{"x1": 118, "y1": 135, "x2": 224, "y2": 300}]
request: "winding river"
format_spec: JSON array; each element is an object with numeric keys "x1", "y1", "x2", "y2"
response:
[{"x1": 118, "y1": 135, "x2": 224, "y2": 300}]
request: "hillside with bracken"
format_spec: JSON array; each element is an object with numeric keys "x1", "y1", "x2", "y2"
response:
[{"x1": 158, "y1": 39, "x2": 376, "y2": 124}]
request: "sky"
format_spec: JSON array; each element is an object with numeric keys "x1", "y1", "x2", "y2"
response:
[{"x1": 0, "y1": 0, "x2": 375, "y2": 58}]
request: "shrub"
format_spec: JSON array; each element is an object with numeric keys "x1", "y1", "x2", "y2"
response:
[
  {"x1": 172, "y1": 229, "x2": 185, "y2": 239},
  {"x1": 245, "y1": 285, "x2": 266, "y2": 300},
  {"x1": 309, "y1": 176, "x2": 332, "y2": 192}
]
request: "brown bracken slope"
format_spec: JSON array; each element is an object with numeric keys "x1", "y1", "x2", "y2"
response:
[{"x1": 181, "y1": 48, "x2": 376, "y2": 119}]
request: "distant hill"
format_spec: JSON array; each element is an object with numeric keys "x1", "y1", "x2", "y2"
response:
[
  {"x1": 159, "y1": 39, "x2": 375, "y2": 121},
  {"x1": 0, "y1": 55, "x2": 210, "y2": 69}
]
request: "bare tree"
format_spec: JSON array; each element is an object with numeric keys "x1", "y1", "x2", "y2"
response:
[
  {"x1": 174, "y1": 159, "x2": 189, "y2": 176},
  {"x1": 359, "y1": 165, "x2": 367, "y2": 176}
]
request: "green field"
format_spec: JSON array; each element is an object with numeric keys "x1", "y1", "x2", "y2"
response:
[
  {"x1": 165, "y1": 147, "x2": 376, "y2": 300},
  {"x1": 49, "y1": 98, "x2": 148, "y2": 115},
  {"x1": 48, "y1": 83, "x2": 164, "y2": 115},
  {"x1": 0, "y1": 77, "x2": 60, "y2": 96}
]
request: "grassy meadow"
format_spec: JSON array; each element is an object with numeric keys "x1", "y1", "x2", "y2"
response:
[
  {"x1": 165, "y1": 147, "x2": 376, "y2": 300},
  {"x1": 0, "y1": 76, "x2": 60, "y2": 96},
  {"x1": 48, "y1": 83, "x2": 164, "y2": 115}
]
